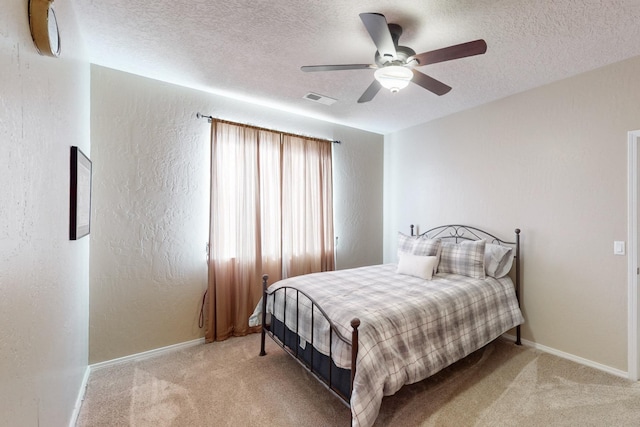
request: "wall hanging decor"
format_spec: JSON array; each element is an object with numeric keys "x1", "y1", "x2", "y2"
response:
[{"x1": 70, "y1": 146, "x2": 92, "y2": 240}]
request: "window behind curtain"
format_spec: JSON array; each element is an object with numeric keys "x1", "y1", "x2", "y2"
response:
[{"x1": 205, "y1": 120, "x2": 334, "y2": 342}]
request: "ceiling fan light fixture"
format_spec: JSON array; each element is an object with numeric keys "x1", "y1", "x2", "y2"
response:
[{"x1": 374, "y1": 65, "x2": 413, "y2": 93}]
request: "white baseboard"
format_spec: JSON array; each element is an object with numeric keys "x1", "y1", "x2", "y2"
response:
[
  {"x1": 90, "y1": 337, "x2": 206, "y2": 371},
  {"x1": 502, "y1": 333, "x2": 628, "y2": 379},
  {"x1": 69, "y1": 365, "x2": 90, "y2": 427},
  {"x1": 68, "y1": 338, "x2": 205, "y2": 426}
]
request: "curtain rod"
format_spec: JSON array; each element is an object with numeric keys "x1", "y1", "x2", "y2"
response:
[
  {"x1": 196, "y1": 112, "x2": 341, "y2": 144},
  {"x1": 196, "y1": 112, "x2": 214, "y2": 121}
]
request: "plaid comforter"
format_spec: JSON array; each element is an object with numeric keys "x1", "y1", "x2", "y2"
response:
[{"x1": 262, "y1": 263, "x2": 524, "y2": 427}]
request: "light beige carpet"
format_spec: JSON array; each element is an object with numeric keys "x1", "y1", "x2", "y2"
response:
[{"x1": 77, "y1": 334, "x2": 640, "y2": 426}]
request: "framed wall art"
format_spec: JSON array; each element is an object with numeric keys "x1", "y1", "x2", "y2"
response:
[{"x1": 70, "y1": 146, "x2": 92, "y2": 240}]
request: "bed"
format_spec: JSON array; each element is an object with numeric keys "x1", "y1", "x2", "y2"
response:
[{"x1": 252, "y1": 225, "x2": 524, "y2": 427}]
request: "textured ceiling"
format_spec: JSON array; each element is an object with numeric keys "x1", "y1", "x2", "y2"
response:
[{"x1": 72, "y1": 0, "x2": 640, "y2": 134}]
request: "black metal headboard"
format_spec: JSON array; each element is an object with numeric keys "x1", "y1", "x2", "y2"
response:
[
  {"x1": 411, "y1": 224, "x2": 519, "y2": 245},
  {"x1": 411, "y1": 224, "x2": 522, "y2": 345}
]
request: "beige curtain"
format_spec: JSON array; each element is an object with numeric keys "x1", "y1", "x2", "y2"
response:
[{"x1": 205, "y1": 120, "x2": 334, "y2": 342}]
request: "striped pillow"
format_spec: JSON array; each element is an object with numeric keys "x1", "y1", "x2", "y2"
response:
[
  {"x1": 485, "y1": 243, "x2": 513, "y2": 278},
  {"x1": 438, "y1": 240, "x2": 486, "y2": 279}
]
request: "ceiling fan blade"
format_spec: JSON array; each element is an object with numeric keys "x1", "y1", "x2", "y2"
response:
[
  {"x1": 411, "y1": 70, "x2": 452, "y2": 96},
  {"x1": 301, "y1": 64, "x2": 376, "y2": 72},
  {"x1": 359, "y1": 13, "x2": 397, "y2": 60},
  {"x1": 357, "y1": 80, "x2": 382, "y2": 103},
  {"x1": 410, "y1": 39, "x2": 487, "y2": 66}
]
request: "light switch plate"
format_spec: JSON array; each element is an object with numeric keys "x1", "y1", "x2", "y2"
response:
[{"x1": 614, "y1": 241, "x2": 626, "y2": 255}]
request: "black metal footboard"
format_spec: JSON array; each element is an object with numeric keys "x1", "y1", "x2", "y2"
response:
[{"x1": 259, "y1": 274, "x2": 360, "y2": 405}]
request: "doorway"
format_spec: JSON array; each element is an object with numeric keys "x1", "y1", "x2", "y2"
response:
[{"x1": 627, "y1": 129, "x2": 640, "y2": 381}]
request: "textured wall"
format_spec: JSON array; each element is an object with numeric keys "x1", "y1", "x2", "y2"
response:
[
  {"x1": 89, "y1": 65, "x2": 383, "y2": 363},
  {"x1": 384, "y1": 56, "x2": 640, "y2": 372},
  {"x1": 0, "y1": 1, "x2": 90, "y2": 426},
  {"x1": 332, "y1": 126, "x2": 384, "y2": 269}
]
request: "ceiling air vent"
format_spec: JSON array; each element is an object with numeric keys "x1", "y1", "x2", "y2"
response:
[{"x1": 303, "y1": 92, "x2": 337, "y2": 106}]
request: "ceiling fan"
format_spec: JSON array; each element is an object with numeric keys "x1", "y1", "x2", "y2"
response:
[{"x1": 301, "y1": 13, "x2": 487, "y2": 103}]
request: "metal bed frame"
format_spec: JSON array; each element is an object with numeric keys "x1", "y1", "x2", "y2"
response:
[{"x1": 259, "y1": 224, "x2": 522, "y2": 406}]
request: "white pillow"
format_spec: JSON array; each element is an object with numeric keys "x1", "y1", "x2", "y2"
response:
[
  {"x1": 484, "y1": 243, "x2": 513, "y2": 278},
  {"x1": 396, "y1": 253, "x2": 438, "y2": 280}
]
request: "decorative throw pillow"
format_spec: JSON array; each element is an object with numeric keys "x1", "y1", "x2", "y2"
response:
[
  {"x1": 397, "y1": 232, "x2": 417, "y2": 254},
  {"x1": 412, "y1": 236, "x2": 442, "y2": 273},
  {"x1": 412, "y1": 236, "x2": 442, "y2": 257},
  {"x1": 484, "y1": 243, "x2": 513, "y2": 278},
  {"x1": 438, "y1": 240, "x2": 486, "y2": 279},
  {"x1": 396, "y1": 253, "x2": 438, "y2": 280}
]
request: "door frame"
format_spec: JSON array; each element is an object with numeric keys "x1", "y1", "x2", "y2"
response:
[{"x1": 627, "y1": 130, "x2": 640, "y2": 381}]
